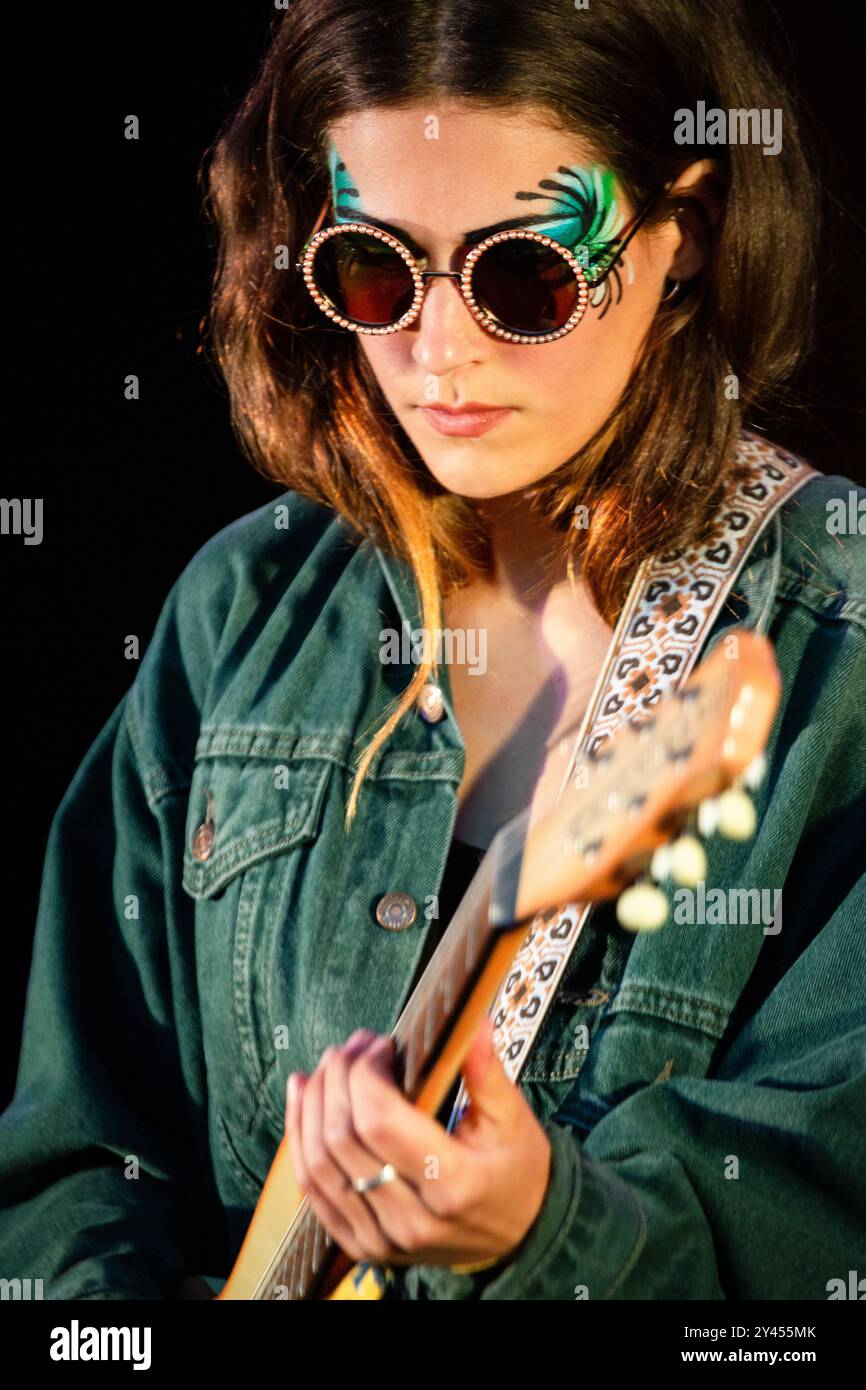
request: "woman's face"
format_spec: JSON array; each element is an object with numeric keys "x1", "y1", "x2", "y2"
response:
[{"x1": 325, "y1": 104, "x2": 684, "y2": 500}]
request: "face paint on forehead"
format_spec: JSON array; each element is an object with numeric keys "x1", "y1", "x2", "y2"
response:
[
  {"x1": 511, "y1": 165, "x2": 623, "y2": 273},
  {"x1": 327, "y1": 139, "x2": 363, "y2": 221}
]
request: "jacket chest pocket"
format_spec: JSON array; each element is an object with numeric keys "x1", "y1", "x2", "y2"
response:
[{"x1": 181, "y1": 749, "x2": 334, "y2": 1145}]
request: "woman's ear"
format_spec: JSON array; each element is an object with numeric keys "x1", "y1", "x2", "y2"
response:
[{"x1": 664, "y1": 158, "x2": 725, "y2": 282}]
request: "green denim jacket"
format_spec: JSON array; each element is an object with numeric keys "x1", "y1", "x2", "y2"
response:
[{"x1": 1, "y1": 457, "x2": 864, "y2": 1301}]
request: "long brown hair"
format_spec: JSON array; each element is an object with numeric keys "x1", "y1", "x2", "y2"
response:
[{"x1": 200, "y1": 0, "x2": 818, "y2": 825}]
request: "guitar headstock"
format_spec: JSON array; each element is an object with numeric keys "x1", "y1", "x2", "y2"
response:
[{"x1": 489, "y1": 629, "x2": 780, "y2": 930}]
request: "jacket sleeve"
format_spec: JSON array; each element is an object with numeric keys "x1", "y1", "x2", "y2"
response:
[{"x1": 0, "y1": 674, "x2": 223, "y2": 1299}]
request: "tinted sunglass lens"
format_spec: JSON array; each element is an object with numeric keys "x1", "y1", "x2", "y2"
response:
[
  {"x1": 472, "y1": 239, "x2": 580, "y2": 334},
  {"x1": 312, "y1": 232, "x2": 415, "y2": 327}
]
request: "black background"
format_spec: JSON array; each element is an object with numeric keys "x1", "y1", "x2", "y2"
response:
[{"x1": 3, "y1": 1, "x2": 864, "y2": 1104}]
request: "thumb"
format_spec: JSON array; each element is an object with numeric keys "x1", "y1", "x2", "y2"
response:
[{"x1": 459, "y1": 1016, "x2": 516, "y2": 1121}]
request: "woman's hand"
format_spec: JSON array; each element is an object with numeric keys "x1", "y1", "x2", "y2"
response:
[{"x1": 285, "y1": 1017, "x2": 552, "y2": 1271}]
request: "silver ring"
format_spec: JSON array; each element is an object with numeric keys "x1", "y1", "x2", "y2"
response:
[{"x1": 350, "y1": 1162, "x2": 397, "y2": 1195}]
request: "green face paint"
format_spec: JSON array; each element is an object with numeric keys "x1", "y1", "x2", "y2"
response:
[
  {"x1": 510, "y1": 164, "x2": 624, "y2": 279},
  {"x1": 327, "y1": 139, "x2": 363, "y2": 221}
]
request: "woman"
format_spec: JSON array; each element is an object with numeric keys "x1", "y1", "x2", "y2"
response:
[{"x1": 1, "y1": 0, "x2": 863, "y2": 1301}]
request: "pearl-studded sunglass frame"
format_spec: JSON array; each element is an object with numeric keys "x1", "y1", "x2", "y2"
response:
[{"x1": 294, "y1": 187, "x2": 663, "y2": 345}]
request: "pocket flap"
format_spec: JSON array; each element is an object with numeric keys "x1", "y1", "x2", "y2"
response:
[{"x1": 182, "y1": 753, "x2": 333, "y2": 899}]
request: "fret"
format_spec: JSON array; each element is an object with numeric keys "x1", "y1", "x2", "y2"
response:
[
  {"x1": 270, "y1": 1249, "x2": 286, "y2": 1300},
  {"x1": 289, "y1": 1218, "x2": 305, "y2": 1299},
  {"x1": 290, "y1": 1230, "x2": 302, "y2": 1300},
  {"x1": 313, "y1": 1215, "x2": 326, "y2": 1274},
  {"x1": 443, "y1": 940, "x2": 456, "y2": 1013},
  {"x1": 464, "y1": 910, "x2": 476, "y2": 972},
  {"x1": 289, "y1": 1241, "x2": 300, "y2": 1298},
  {"x1": 311, "y1": 1215, "x2": 320, "y2": 1271},
  {"x1": 303, "y1": 1214, "x2": 318, "y2": 1290},
  {"x1": 300, "y1": 1214, "x2": 311, "y2": 1295},
  {"x1": 402, "y1": 1032, "x2": 415, "y2": 1093}
]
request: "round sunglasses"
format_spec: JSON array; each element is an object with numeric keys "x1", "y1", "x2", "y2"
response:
[{"x1": 295, "y1": 189, "x2": 661, "y2": 345}]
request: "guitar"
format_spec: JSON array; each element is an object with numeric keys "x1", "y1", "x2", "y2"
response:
[{"x1": 214, "y1": 628, "x2": 780, "y2": 1300}]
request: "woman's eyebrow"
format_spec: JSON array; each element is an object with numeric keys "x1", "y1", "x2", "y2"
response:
[{"x1": 347, "y1": 208, "x2": 553, "y2": 250}]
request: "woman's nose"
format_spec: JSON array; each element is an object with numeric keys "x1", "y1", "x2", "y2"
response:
[{"x1": 408, "y1": 273, "x2": 489, "y2": 374}]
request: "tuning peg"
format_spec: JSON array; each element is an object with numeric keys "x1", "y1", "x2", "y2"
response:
[
  {"x1": 742, "y1": 751, "x2": 767, "y2": 790},
  {"x1": 616, "y1": 882, "x2": 668, "y2": 932},
  {"x1": 716, "y1": 787, "x2": 757, "y2": 840},
  {"x1": 668, "y1": 834, "x2": 707, "y2": 886},
  {"x1": 697, "y1": 797, "x2": 719, "y2": 837},
  {"x1": 650, "y1": 844, "x2": 672, "y2": 881}
]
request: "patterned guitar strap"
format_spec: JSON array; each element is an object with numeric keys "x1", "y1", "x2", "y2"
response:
[{"x1": 447, "y1": 430, "x2": 816, "y2": 1130}]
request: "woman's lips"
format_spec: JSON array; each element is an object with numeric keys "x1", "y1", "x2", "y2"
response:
[{"x1": 418, "y1": 405, "x2": 514, "y2": 437}]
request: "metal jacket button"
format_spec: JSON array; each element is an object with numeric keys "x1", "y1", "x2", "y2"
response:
[
  {"x1": 417, "y1": 683, "x2": 445, "y2": 724},
  {"x1": 192, "y1": 790, "x2": 216, "y2": 862},
  {"x1": 192, "y1": 823, "x2": 214, "y2": 862},
  {"x1": 375, "y1": 892, "x2": 417, "y2": 931}
]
